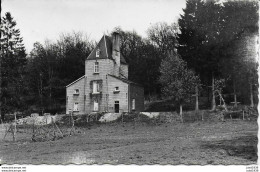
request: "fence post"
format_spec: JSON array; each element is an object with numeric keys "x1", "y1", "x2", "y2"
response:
[
  {"x1": 14, "y1": 112, "x2": 17, "y2": 142},
  {"x1": 221, "y1": 112, "x2": 224, "y2": 121},
  {"x1": 32, "y1": 120, "x2": 35, "y2": 141},
  {"x1": 69, "y1": 111, "x2": 75, "y2": 135}
]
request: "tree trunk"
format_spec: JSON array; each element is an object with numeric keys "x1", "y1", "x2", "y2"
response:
[
  {"x1": 234, "y1": 94, "x2": 237, "y2": 107},
  {"x1": 250, "y1": 81, "x2": 254, "y2": 107},
  {"x1": 39, "y1": 73, "x2": 43, "y2": 115},
  {"x1": 180, "y1": 104, "x2": 183, "y2": 123},
  {"x1": 14, "y1": 112, "x2": 17, "y2": 142},
  {"x1": 0, "y1": 44, "x2": 2, "y2": 122},
  {"x1": 0, "y1": 33, "x2": 3, "y2": 121},
  {"x1": 207, "y1": 73, "x2": 210, "y2": 104},
  {"x1": 195, "y1": 85, "x2": 199, "y2": 111},
  {"x1": 233, "y1": 80, "x2": 237, "y2": 108},
  {"x1": 217, "y1": 90, "x2": 228, "y2": 112},
  {"x1": 49, "y1": 87, "x2": 52, "y2": 110},
  {"x1": 212, "y1": 75, "x2": 216, "y2": 111}
]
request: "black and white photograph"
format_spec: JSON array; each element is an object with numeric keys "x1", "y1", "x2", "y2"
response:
[{"x1": 0, "y1": 0, "x2": 258, "y2": 170}]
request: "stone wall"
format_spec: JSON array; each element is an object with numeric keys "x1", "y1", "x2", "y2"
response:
[
  {"x1": 84, "y1": 59, "x2": 130, "y2": 113},
  {"x1": 66, "y1": 76, "x2": 86, "y2": 114},
  {"x1": 106, "y1": 75, "x2": 129, "y2": 113}
]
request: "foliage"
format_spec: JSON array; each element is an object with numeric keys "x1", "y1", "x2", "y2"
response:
[
  {"x1": 115, "y1": 29, "x2": 160, "y2": 97},
  {"x1": 159, "y1": 52, "x2": 200, "y2": 104},
  {"x1": 115, "y1": 24, "x2": 179, "y2": 98},
  {"x1": 214, "y1": 77, "x2": 226, "y2": 90},
  {"x1": 25, "y1": 32, "x2": 94, "y2": 113},
  {"x1": 0, "y1": 12, "x2": 27, "y2": 119},
  {"x1": 2, "y1": 1, "x2": 259, "y2": 116},
  {"x1": 178, "y1": 0, "x2": 259, "y2": 105},
  {"x1": 147, "y1": 22, "x2": 178, "y2": 57}
]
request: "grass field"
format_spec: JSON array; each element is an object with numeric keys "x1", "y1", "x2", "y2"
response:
[{"x1": 0, "y1": 119, "x2": 257, "y2": 165}]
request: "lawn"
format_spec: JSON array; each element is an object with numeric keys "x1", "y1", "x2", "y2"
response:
[{"x1": 0, "y1": 119, "x2": 257, "y2": 165}]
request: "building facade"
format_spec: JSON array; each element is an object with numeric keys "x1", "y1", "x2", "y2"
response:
[{"x1": 66, "y1": 32, "x2": 144, "y2": 114}]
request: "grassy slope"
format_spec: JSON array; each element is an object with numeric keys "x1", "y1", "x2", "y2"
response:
[{"x1": 0, "y1": 120, "x2": 257, "y2": 165}]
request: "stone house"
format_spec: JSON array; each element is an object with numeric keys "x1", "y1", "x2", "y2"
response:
[{"x1": 66, "y1": 32, "x2": 144, "y2": 114}]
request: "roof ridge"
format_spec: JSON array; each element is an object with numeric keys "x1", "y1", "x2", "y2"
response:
[
  {"x1": 66, "y1": 75, "x2": 86, "y2": 88},
  {"x1": 107, "y1": 74, "x2": 142, "y2": 86}
]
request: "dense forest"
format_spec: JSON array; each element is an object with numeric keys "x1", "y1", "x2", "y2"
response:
[{"x1": 0, "y1": 0, "x2": 258, "y2": 119}]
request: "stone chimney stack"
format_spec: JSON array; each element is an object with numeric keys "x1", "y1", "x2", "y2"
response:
[{"x1": 112, "y1": 31, "x2": 121, "y2": 67}]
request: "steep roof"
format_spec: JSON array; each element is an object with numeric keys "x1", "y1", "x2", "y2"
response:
[
  {"x1": 86, "y1": 35, "x2": 127, "y2": 64},
  {"x1": 108, "y1": 74, "x2": 143, "y2": 87},
  {"x1": 66, "y1": 75, "x2": 86, "y2": 88}
]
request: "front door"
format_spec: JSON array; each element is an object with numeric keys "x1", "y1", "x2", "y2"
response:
[{"x1": 114, "y1": 101, "x2": 119, "y2": 113}]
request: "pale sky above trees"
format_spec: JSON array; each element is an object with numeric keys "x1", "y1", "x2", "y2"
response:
[{"x1": 2, "y1": 0, "x2": 186, "y2": 53}]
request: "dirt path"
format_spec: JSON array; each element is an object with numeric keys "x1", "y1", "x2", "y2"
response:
[{"x1": 0, "y1": 120, "x2": 257, "y2": 165}]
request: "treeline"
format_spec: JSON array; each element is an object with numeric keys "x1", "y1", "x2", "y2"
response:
[
  {"x1": 177, "y1": 0, "x2": 258, "y2": 110},
  {"x1": 1, "y1": 12, "x2": 94, "y2": 117},
  {"x1": 0, "y1": 0, "x2": 258, "y2": 119},
  {"x1": 26, "y1": 33, "x2": 94, "y2": 114}
]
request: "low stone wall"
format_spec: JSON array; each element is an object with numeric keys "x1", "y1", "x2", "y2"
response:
[
  {"x1": 141, "y1": 112, "x2": 182, "y2": 123},
  {"x1": 99, "y1": 113, "x2": 122, "y2": 123},
  {"x1": 14, "y1": 109, "x2": 244, "y2": 126},
  {"x1": 16, "y1": 115, "x2": 61, "y2": 125},
  {"x1": 141, "y1": 110, "x2": 225, "y2": 123}
]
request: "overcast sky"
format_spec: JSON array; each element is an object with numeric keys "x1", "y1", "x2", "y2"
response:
[{"x1": 2, "y1": 0, "x2": 186, "y2": 53}]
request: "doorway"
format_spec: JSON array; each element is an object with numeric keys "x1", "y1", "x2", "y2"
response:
[{"x1": 114, "y1": 101, "x2": 119, "y2": 113}]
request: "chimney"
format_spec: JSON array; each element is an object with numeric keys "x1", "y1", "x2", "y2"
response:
[{"x1": 112, "y1": 31, "x2": 121, "y2": 67}]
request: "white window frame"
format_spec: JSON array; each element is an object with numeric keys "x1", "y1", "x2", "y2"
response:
[
  {"x1": 132, "y1": 99, "x2": 135, "y2": 110},
  {"x1": 74, "y1": 89, "x2": 79, "y2": 94},
  {"x1": 93, "y1": 81, "x2": 100, "y2": 93},
  {"x1": 74, "y1": 102, "x2": 79, "y2": 111},
  {"x1": 94, "y1": 62, "x2": 99, "y2": 73}
]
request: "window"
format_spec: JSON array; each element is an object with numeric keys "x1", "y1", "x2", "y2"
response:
[
  {"x1": 74, "y1": 89, "x2": 79, "y2": 94},
  {"x1": 94, "y1": 100, "x2": 99, "y2": 111},
  {"x1": 132, "y1": 99, "x2": 135, "y2": 110},
  {"x1": 74, "y1": 102, "x2": 79, "y2": 111},
  {"x1": 93, "y1": 81, "x2": 100, "y2": 93},
  {"x1": 96, "y1": 49, "x2": 100, "y2": 57},
  {"x1": 94, "y1": 62, "x2": 99, "y2": 73},
  {"x1": 113, "y1": 86, "x2": 120, "y2": 93}
]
